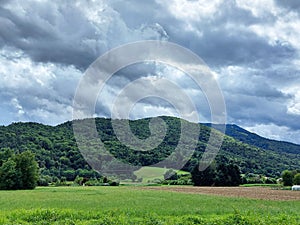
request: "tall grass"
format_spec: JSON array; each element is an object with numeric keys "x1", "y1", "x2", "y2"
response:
[{"x1": 0, "y1": 186, "x2": 299, "y2": 224}]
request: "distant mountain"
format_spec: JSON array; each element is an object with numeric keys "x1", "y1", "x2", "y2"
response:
[
  {"x1": 0, "y1": 117, "x2": 299, "y2": 181},
  {"x1": 205, "y1": 124, "x2": 300, "y2": 155}
]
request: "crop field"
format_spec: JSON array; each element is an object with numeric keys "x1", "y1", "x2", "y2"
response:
[{"x1": 0, "y1": 186, "x2": 299, "y2": 224}]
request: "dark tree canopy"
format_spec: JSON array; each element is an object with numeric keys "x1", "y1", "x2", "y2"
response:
[
  {"x1": 191, "y1": 161, "x2": 241, "y2": 186},
  {"x1": 281, "y1": 170, "x2": 294, "y2": 186},
  {"x1": 281, "y1": 170, "x2": 300, "y2": 186},
  {"x1": 191, "y1": 164, "x2": 216, "y2": 186},
  {"x1": 0, "y1": 150, "x2": 39, "y2": 190},
  {"x1": 215, "y1": 163, "x2": 241, "y2": 186},
  {"x1": 294, "y1": 173, "x2": 300, "y2": 185}
]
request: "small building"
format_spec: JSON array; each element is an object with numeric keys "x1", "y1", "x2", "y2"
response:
[{"x1": 292, "y1": 185, "x2": 300, "y2": 191}]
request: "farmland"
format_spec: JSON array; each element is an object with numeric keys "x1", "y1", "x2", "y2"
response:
[
  {"x1": 142, "y1": 186, "x2": 300, "y2": 200},
  {"x1": 0, "y1": 186, "x2": 299, "y2": 224}
]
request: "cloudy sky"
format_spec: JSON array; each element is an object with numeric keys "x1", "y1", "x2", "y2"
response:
[{"x1": 1, "y1": 0, "x2": 300, "y2": 144}]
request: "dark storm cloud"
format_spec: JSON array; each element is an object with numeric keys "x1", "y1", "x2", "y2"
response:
[
  {"x1": 1, "y1": 0, "x2": 300, "y2": 143},
  {"x1": 110, "y1": 0, "x2": 165, "y2": 28},
  {"x1": 0, "y1": 0, "x2": 293, "y2": 70},
  {"x1": 0, "y1": 3, "x2": 99, "y2": 69},
  {"x1": 111, "y1": 0, "x2": 295, "y2": 68},
  {"x1": 170, "y1": 28, "x2": 295, "y2": 68},
  {"x1": 225, "y1": 92, "x2": 300, "y2": 130},
  {"x1": 164, "y1": 1, "x2": 294, "y2": 68},
  {"x1": 274, "y1": 0, "x2": 300, "y2": 11}
]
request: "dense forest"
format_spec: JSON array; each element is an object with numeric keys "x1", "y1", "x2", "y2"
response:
[{"x1": 0, "y1": 116, "x2": 299, "y2": 183}]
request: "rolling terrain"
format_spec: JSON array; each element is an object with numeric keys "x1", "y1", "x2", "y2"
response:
[{"x1": 0, "y1": 116, "x2": 299, "y2": 180}]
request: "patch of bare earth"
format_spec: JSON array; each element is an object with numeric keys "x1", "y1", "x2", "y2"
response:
[{"x1": 141, "y1": 186, "x2": 300, "y2": 201}]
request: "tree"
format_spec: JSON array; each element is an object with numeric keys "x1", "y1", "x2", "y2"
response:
[
  {"x1": 281, "y1": 170, "x2": 293, "y2": 186},
  {"x1": 15, "y1": 151, "x2": 39, "y2": 189},
  {"x1": 0, "y1": 150, "x2": 39, "y2": 190},
  {"x1": 0, "y1": 158, "x2": 18, "y2": 190},
  {"x1": 215, "y1": 163, "x2": 241, "y2": 186},
  {"x1": 0, "y1": 148, "x2": 14, "y2": 166},
  {"x1": 293, "y1": 173, "x2": 300, "y2": 185},
  {"x1": 191, "y1": 164, "x2": 216, "y2": 186},
  {"x1": 62, "y1": 170, "x2": 76, "y2": 181}
]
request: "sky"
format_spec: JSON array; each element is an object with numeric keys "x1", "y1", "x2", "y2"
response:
[{"x1": 1, "y1": 0, "x2": 300, "y2": 144}]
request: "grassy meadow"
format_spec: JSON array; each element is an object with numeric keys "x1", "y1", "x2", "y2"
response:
[
  {"x1": 134, "y1": 166, "x2": 189, "y2": 183},
  {"x1": 0, "y1": 186, "x2": 299, "y2": 224}
]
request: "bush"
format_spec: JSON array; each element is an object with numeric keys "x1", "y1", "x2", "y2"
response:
[
  {"x1": 38, "y1": 175, "x2": 52, "y2": 186},
  {"x1": 109, "y1": 181, "x2": 119, "y2": 186},
  {"x1": 162, "y1": 174, "x2": 193, "y2": 185}
]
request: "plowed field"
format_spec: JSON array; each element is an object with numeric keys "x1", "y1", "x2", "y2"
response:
[{"x1": 142, "y1": 186, "x2": 300, "y2": 201}]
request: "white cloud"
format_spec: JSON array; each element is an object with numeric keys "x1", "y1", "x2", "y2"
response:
[
  {"x1": 11, "y1": 98, "x2": 24, "y2": 116},
  {"x1": 245, "y1": 123, "x2": 300, "y2": 144},
  {"x1": 236, "y1": 0, "x2": 278, "y2": 18},
  {"x1": 0, "y1": 47, "x2": 82, "y2": 125},
  {"x1": 157, "y1": 0, "x2": 223, "y2": 22},
  {"x1": 0, "y1": 47, "x2": 56, "y2": 89}
]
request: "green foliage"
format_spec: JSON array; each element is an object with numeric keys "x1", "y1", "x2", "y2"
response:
[
  {"x1": 73, "y1": 176, "x2": 119, "y2": 186},
  {"x1": 3, "y1": 209, "x2": 299, "y2": 225},
  {"x1": 282, "y1": 170, "x2": 300, "y2": 185},
  {"x1": 281, "y1": 170, "x2": 294, "y2": 186},
  {"x1": 38, "y1": 175, "x2": 52, "y2": 186},
  {"x1": 162, "y1": 174, "x2": 193, "y2": 185},
  {"x1": 242, "y1": 173, "x2": 277, "y2": 185},
  {"x1": 215, "y1": 163, "x2": 242, "y2": 186},
  {"x1": 62, "y1": 170, "x2": 76, "y2": 181},
  {"x1": 0, "y1": 150, "x2": 39, "y2": 190},
  {"x1": 215, "y1": 124, "x2": 300, "y2": 155},
  {"x1": 191, "y1": 164, "x2": 216, "y2": 186},
  {"x1": 0, "y1": 158, "x2": 18, "y2": 190},
  {"x1": 0, "y1": 148, "x2": 14, "y2": 166},
  {"x1": 164, "y1": 169, "x2": 178, "y2": 180},
  {"x1": 0, "y1": 116, "x2": 299, "y2": 183},
  {"x1": 191, "y1": 161, "x2": 242, "y2": 186},
  {"x1": 293, "y1": 173, "x2": 300, "y2": 185},
  {"x1": 15, "y1": 151, "x2": 39, "y2": 189}
]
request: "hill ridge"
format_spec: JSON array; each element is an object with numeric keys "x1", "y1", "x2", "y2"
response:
[{"x1": 0, "y1": 116, "x2": 299, "y2": 180}]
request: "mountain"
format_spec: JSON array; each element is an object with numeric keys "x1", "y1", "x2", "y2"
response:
[
  {"x1": 0, "y1": 117, "x2": 299, "y2": 181},
  {"x1": 205, "y1": 124, "x2": 300, "y2": 155}
]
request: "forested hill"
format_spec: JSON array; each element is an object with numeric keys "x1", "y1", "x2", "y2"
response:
[
  {"x1": 0, "y1": 117, "x2": 299, "y2": 180},
  {"x1": 205, "y1": 124, "x2": 300, "y2": 155}
]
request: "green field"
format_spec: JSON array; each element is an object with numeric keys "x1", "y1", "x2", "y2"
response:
[
  {"x1": 134, "y1": 166, "x2": 189, "y2": 183},
  {"x1": 0, "y1": 186, "x2": 299, "y2": 224}
]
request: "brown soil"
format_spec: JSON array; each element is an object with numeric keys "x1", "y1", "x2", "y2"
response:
[{"x1": 140, "y1": 186, "x2": 300, "y2": 201}]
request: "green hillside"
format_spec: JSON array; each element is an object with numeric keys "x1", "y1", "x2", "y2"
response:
[
  {"x1": 208, "y1": 124, "x2": 300, "y2": 154},
  {"x1": 0, "y1": 117, "x2": 299, "y2": 181}
]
